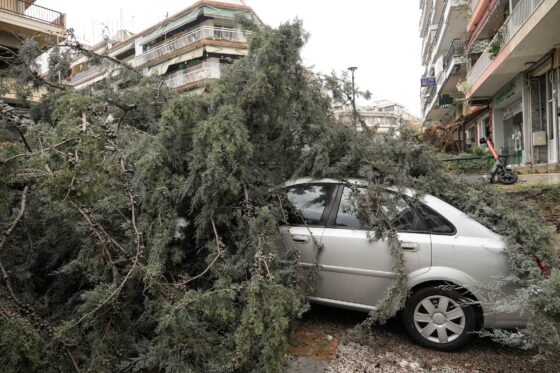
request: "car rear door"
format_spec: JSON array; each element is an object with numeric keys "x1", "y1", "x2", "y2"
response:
[{"x1": 317, "y1": 187, "x2": 432, "y2": 308}]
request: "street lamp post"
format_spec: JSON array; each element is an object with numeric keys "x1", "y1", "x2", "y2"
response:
[{"x1": 348, "y1": 66, "x2": 358, "y2": 126}]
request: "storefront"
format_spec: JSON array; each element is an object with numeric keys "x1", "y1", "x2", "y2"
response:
[
  {"x1": 461, "y1": 108, "x2": 489, "y2": 152},
  {"x1": 491, "y1": 76, "x2": 526, "y2": 165},
  {"x1": 526, "y1": 52, "x2": 559, "y2": 165}
]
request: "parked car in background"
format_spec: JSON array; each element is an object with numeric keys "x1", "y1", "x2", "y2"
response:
[{"x1": 279, "y1": 178, "x2": 528, "y2": 351}]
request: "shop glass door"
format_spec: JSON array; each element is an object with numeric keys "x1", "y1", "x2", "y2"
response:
[{"x1": 548, "y1": 71, "x2": 558, "y2": 163}]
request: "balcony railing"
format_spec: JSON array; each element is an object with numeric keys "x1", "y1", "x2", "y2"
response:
[
  {"x1": 163, "y1": 63, "x2": 222, "y2": 89},
  {"x1": 467, "y1": 0, "x2": 545, "y2": 88},
  {"x1": 131, "y1": 26, "x2": 251, "y2": 68},
  {"x1": 67, "y1": 65, "x2": 105, "y2": 86},
  {"x1": 422, "y1": 85, "x2": 437, "y2": 118},
  {"x1": 443, "y1": 39, "x2": 465, "y2": 70},
  {"x1": 0, "y1": 0, "x2": 65, "y2": 27},
  {"x1": 429, "y1": 0, "x2": 449, "y2": 60}
]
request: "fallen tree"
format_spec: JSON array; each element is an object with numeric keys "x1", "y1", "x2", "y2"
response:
[{"x1": 0, "y1": 21, "x2": 558, "y2": 372}]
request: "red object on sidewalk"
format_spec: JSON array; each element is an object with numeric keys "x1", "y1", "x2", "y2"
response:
[{"x1": 486, "y1": 138, "x2": 499, "y2": 160}]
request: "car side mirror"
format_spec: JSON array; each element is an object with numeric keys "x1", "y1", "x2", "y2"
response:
[{"x1": 479, "y1": 137, "x2": 487, "y2": 145}]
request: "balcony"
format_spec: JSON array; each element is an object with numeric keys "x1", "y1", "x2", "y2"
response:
[
  {"x1": 131, "y1": 26, "x2": 251, "y2": 69},
  {"x1": 443, "y1": 39, "x2": 465, "y2": 71},
  {"x1": 427, "y1": 0, "x2": 469, "y2": 65},
  {"x1": 466, "y1": 0, "x2": 559, "y2": 97},
  {"x1": 67, "y1": 65, "x2": 106, "y2": 87},
  {"x1": 163, "y1": 62, "x2": 223, "y2": 90},
  {"x1": 0, "y1": 0, "x2": 65, "y2": 48},
  {"x1": 0, "y1": 0, "x2": 64, "y2": 27},
  {"x1": 419, "y1": 0, "x2": 434, "y2": 38},
  {"x1": 422, "y1": 40, "x2": 467, "y2": 121}
]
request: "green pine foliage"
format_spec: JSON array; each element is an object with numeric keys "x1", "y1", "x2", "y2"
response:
[{"x1": 0, "y1": 21, "x2": 558, "y2": 371}]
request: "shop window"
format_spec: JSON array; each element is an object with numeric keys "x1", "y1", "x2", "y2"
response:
[{"x1": 548, "y1": 71, "x2": 555, "y2": 140}]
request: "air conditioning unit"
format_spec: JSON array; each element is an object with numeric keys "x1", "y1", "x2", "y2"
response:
[{"x1": 533, "y1": 131, "x2": 547, "y2": 146}]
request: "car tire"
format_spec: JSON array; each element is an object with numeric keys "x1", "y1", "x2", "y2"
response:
[{"x1": 401, "y1": 287, "x2": 477, "y2": 351}]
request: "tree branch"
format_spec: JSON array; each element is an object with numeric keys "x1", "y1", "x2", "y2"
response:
[
  {"x1": 173, "y1": 218, "x2": 223, "y2": 288},
  {"x1": 0, "y1": 185, "x2": 30, "y2": 255},
  {"x1": 0, "y1": 138, "x2": 79, "y2": 166}
]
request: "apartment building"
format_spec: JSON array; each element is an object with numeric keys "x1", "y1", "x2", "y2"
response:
[
  {"x1": 65, "y1": 0, "x2": 260, "y2": 92},
  {"x1": 419, "y1": 0, "x2": 470, "y2": 131},
  {"x1": 420, "y1": 0, "x2": 560, "y2": 168},
  {"x1": 464, "y1": 0, "x2": 560, "y2": 167},
  {"x1": 1, "y1": 0, "x2": 66, "y2": 102},
  {"x1": 335, "y1": 100, "x2": 422, "y2": 133}
]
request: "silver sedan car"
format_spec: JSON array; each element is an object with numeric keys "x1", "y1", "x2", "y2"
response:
[{"x1": 280, "y1": 179, "x2": 528, "y2": 351}]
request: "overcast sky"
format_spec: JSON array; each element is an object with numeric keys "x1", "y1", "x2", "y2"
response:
[{"x1": 40, "y1": 0, "x2": 423, "y2": 116}]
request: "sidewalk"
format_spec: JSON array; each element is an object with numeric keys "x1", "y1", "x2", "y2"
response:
[
  {"x1": 501, "y1": 173, "x2": 560, "y2": 191},
  {"x1": 516, "y1": 173, "x2": 560, "y2": 185}
]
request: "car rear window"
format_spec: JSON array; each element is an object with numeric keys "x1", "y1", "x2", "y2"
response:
[{"x1": 413, "y1": 201, "x2": 456, "y2": 235}]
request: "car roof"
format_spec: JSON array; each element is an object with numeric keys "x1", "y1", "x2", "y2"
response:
[{"x1": 283, "y1": 178, "x2": 417, "y2": 197}]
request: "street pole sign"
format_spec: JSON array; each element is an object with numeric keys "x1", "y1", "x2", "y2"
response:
[{"x1": 421, "y1": 77, "x2": 436, "y2": 87}]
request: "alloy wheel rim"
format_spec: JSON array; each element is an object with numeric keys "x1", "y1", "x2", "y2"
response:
[{"x1": 413, "y1": 295, "x2": 466, "y2": 344}]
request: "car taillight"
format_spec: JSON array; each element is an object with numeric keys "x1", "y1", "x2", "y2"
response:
[{"x1": 535, "y1": 257, "x2": 549, "y2": 277}]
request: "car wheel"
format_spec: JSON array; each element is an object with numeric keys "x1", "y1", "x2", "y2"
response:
[{"x1": 401, "y1": 287, "x2": 477, "y2": 351}]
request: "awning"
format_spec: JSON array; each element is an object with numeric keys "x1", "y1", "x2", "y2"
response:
[
  {"x1": 147, "y1": 47, "x2": 204, "y2": 76},
  {"x1": 205, "y1": 45, "x2": 247, "y2": 56},
  {"x1": 109, "y1": 41, "x2": 135, "y2": 58},
  {"x1": 139, "y1": 6, "x2": 253, "y2": 46},
  {"x1": 140, "y1": 8, "x2": 203, "y2": 46},
  {"x1": 454, "y1": 107, "x2": 489, "y2": 127},
  {"x1": 203, "y1": 6, "x2": 253, "y2": 20}
]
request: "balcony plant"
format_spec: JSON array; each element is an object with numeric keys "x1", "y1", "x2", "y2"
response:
[
  {"x1": 488, "y1": 7, "x2": 510, "y2": 60},
  {"x1": 456, "y1": 79, "x2": 471, "y2": 94},
  {"x1": 488, "y1": 29, "x2": 506, "y2": 60}
]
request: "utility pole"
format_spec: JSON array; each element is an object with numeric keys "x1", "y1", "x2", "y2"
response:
[{"x1": 348, "y1": 66, "x2": 358, "y2": 127}]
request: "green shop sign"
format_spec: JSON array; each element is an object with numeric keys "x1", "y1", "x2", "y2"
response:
[
  {"x1": 438, "y1": 94, "x2": 454, "y2": 108},
  {"x1": 495, "y1": 83, "x2": 515, "y2": 104}
]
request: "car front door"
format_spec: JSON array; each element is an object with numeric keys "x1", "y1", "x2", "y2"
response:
[
  {"x1": 279, "y1": 183, "x2": 338, "y2": 282},
  {"x1": 316, "y1": 187, "x2": 432, "y2": 309}
]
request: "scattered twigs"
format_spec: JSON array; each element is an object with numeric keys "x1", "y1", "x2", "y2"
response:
[{"x1": 0, "y1": 138, "x2": 78, "y2": 166}]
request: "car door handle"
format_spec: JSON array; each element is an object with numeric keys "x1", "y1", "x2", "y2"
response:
[
  {"x1": 400, "y1": 242, "x2": 419, "y2": 251},
  {"x1": 291, "y1": 234, "x2": 310, "y2": 243}
]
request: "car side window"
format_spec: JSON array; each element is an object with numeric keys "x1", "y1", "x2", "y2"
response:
[
  {"x1": 285, "y1": 184, "x2": 336, "y2": 226},
  {"x1": 385, "y1": 194, "x2": 428, "y2": 233},
  {"x1": 335, "y1": 187, "x2": 368, "y2": 229},
  {"x1": 413, "y1": 201, "x2": 456, "y2": 235},
  {"x1": 335, "y1": 188, "x2": 427, "y2": 232}
]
